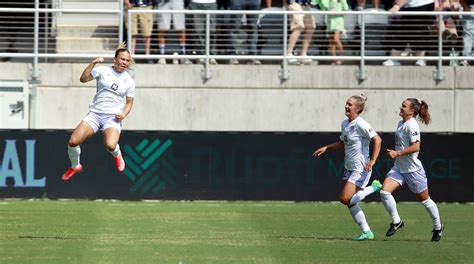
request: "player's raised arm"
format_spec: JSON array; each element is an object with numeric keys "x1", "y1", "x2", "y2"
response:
[{"x1": 80, "y1": 56, "x2": 104, "y2": 83}]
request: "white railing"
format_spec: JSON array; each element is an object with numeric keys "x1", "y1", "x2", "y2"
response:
[{"x1": 0, "y1": 2, "x2": 473, "y2": 81}]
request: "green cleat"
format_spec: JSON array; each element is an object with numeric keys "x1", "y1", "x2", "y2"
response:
[
  {"x1": 354, "y1": 231, "x2": 374, "y2": 241},
  {"x1": 371, "y1": 179, "x2": 382, "y2": 192}
]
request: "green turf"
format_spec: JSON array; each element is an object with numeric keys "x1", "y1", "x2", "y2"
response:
[{"x1": 0, "y1": 200, "x2": 472, "y2": 263}]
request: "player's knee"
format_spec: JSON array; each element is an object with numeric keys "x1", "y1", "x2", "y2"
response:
[
  {"x1": 339, "y1": 196, "x2": 351, "y2": 205},
  {"x1": 104, "y1": 143, "x2": 116, "y2": 152},
  {"x1": 68, "y1": 137, "x2": 80, "y2": 147}
]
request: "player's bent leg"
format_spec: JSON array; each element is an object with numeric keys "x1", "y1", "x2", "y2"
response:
[
  {"x1": 69, "y1": 121, "x2": 95, "y2": 147},
  {"x1": 103, "y1": 127, "x2": 125, "y2": 172},
  {"x1": 339, "y1": 181, "x2": 359, "y2": 205},
  {"x1": 62, "y1": 122, "x2": 94, "y2": 181}
]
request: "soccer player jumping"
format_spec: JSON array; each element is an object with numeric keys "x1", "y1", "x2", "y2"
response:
[{"x1": 61, "y1": 44, "x2": 135, "y2": 180}]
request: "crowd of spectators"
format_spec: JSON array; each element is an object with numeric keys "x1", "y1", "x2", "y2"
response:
[
  {"x1": 123, "y1": 0, "x2": 473, "y2": 66},
  {"x1": 0, "y1": 0, "x2": 472, "y2": 65}
]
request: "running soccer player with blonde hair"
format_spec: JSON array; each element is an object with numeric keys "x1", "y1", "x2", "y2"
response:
[
  {"x1": 61, "y1": 44, "x2": 135, "y2": 180},
  {"x1": 313, "y1": 94, "x2": 382, "y2": 240}
]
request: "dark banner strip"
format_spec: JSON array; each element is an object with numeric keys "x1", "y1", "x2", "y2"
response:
[{"x1": 0, "y1": 130, "x2": 472, "y2": 202}]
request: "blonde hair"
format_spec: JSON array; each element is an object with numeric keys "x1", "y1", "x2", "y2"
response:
[{"x1": 350, "y1": 94, "x2": 368, "y2": 114}]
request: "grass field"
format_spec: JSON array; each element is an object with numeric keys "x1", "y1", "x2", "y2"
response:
[{"x1": 0, "y1": 200, "x2": 472, "y2": 263}]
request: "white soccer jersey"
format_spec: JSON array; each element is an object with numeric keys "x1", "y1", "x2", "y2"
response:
[
  {"x1": 340, "y1": 117, "x2": 378, "y2": 172},
  {"x1": 89, "y1": 65, "x2": 135, "y2": 114},
  {"x1": 394, "y1": 117, "x2": 424, "y2": 173}
]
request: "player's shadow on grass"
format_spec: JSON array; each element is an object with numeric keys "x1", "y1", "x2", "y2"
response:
[
  {"x1": 319, "y1": 236, "x2": 433, "y2": 242},
  {"x1": 279, "y1": 235, "x2": 432, "y2": 243},
  {"x1": 278, "y1": 235, "x2": 353, "y2": 241}
]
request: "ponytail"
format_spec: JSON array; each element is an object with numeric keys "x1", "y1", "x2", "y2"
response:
[
  {"x1": 407, "y1": 98, "x2": 431, "y2": 125},
  {"x1": 418, "y1": 100, "x2": 431, "y2": 125}
]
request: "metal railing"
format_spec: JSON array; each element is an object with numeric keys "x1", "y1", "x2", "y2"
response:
[{"x1": 0, "y1": 2, "x2": 473, "y2": 81}]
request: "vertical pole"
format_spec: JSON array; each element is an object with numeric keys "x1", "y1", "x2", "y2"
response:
[
  {"x1": 33, "y1": 0, "x2": 39, "y2": 79},
  {"x1": 280, "y1": 11, "x2": 290, "y2": 80},
  {"x1": 357, "y1": 12, "x2": 367, "y2": 81},
  {"x1": 127, "y1": 9, "x2": 132, "y2": 52},
  {"x1": 119, "y1": 0, "x2": 124, "y2": 44},
  {"x1": 30, "y1": 0, "x2": 41, "y2": 129},
  {"x1": 435, "y1": 13, "x2": 445, "y2": 81},
  {"x1": 202, "y1": 12, "x2": 213, "y2": 80}
]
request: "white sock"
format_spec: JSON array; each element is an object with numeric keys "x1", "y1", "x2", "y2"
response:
[
  {"x1": 108, "y1": 144, "x2": 120, "y2": 157},
  {"x1": 349, "y1": 186, "x2": 376, "y2": 206},
  {"x1": 421, "y1": 198, "x2": 442, "y2": 230},
  {"x1": 380, "y1": 190, "x2": 401, "y2": 224},
  {"x1": 67, "y1": 145, "x2": 81, "y2": 168},
  {"x1": 349, "y1": 204, "x2": 370, "y2": 232}
]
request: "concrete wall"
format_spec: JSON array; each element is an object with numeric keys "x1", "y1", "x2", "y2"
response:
[{"x1": 1, "y1": 62, "x2": 473, "y2": 132}]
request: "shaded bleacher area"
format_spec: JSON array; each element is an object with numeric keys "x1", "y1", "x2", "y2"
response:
[{"x1": 0, "y1": 0, "x2": 471, "y2": 66}]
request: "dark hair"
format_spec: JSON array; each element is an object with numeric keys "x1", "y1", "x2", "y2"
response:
[
  {"x1": 407, "y1": 98, "x2": 431, "y2": 125},
  {"x1": 350, "y1": 94, "x2": 367, "y2": 114}
]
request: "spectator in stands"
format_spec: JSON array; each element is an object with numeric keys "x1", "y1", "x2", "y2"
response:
[
  {"x1": 383, "y1": 0, "x2": 435, "y2": 66},
  {"x1": 286, "y1": 0, "x2": 318, "y2": 65},
  {"x1": 355, "y1": 0, "x2": 393, "y2": 10},
  {"x1": 188, "y1": 0, "x2": 219, "y2": 64},
  {"x1": 319, "y1": 0, "x2": 350, "y2": 64},
  {"x1": 460, "y1": 0, "x2": 474, "y2": 65},
  {"x1": 380, "y1": 98, "x2": 443, "y2": 242},
  {"x1": 61, "y1": 44, "x2": 135, "y2": 181},
  {"x1": 124, "y1": 0, "x2": 156, "y2": 64},
  {"x1": 228, "y1": 0, "x2": 263, "y2": 64},
  {"x1": 156, "y1": 0, "x2": 193, "y2": 64}
]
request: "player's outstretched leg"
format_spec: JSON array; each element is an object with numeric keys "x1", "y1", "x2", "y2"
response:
[
  {"x1": 62, "y1": 145, "x2": 83, "y2": 181},
  {"x1": 421, "y1": 198, "x2": 443, "y2": 242},
  {"x1": 349, "y1": 204, "x2": 374, "y2": 241},
  {"x1": 381, "y1": 190, "x2": 404, "y2": 237}
]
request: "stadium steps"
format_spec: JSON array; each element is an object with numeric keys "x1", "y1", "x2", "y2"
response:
[{"x1": 55, "y1": 0, "x2": 120, "y2": 55}]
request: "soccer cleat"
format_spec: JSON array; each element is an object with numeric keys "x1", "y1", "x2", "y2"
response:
[
  {"x1": 371, "y1": 179, "x2": 382, "y2": 192},
  {"x1": 354, "y1": 230, "x2": 374, "y2": 241},
  {"x1": 114, "y1": 154, "x2": 125, "y2": 172},
  {"x1": 431, "y1": 224, "x2": 444, "y2": 242},
  {"x1": 386, "y1": 220, "x2": 404, "y2": 236},
  {"x1": 61, "y1": 164, "x2": 83, "y2": 181}
]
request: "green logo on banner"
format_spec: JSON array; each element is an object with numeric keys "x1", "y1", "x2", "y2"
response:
[{"x1": 122, "y1": 139, "x2": 176, "y2": 194}]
